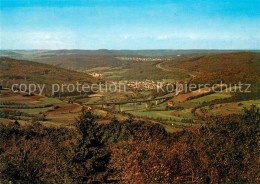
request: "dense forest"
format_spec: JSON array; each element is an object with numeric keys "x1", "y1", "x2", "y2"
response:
[
  {"x1": 0, "y1": 106, "x2": 259, "y2": 183},
  {"x1": 169, "y1": 52, "x2": 260, "y2": 85},
  {"x1": 0, "y1": 57, "x2": 101, "y2": 96}
]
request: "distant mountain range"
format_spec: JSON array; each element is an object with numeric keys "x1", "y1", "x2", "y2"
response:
[{"x1": 1, "y1": 49, "x2": 259, "y2": 60}]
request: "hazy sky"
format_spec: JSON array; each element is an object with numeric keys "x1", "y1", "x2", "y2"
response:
[{"x1": 1, "y1": 0, "x2": 260, "y2": 49}]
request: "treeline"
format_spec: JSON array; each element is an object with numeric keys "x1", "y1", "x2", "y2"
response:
[{"x1": 0, "y1": 106, "x2": 259, "y2": 183}]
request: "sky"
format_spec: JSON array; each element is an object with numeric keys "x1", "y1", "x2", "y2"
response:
[{"x1": 0, "y1": 0, "x2": 260, "y2": 50}]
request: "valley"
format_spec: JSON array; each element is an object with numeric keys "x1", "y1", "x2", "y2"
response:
[
  {"x1": 1, "y1": 51, "x2": 259, "y2": 133},
  {"x1": 1, "y1": 0, "x2": 260, "y2": 182}
]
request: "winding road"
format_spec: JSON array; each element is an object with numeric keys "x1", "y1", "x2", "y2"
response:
[
  {"x1": 156, "y1": 61, "x2": 196, "y2": 78},
  {"x1": 155, "y1": 62, "x2": 172, "y2": 72}
]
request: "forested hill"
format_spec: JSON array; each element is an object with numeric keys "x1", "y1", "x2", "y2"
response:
[
  {"x1": 37, "y1": 55, "x2": 124, "y2": 71},
  {"x1": 166, "y1": 52, "x2": 260, "y2": 85},
  {"x1": 0, "y1": 57, "x2": 99, "y2": 95}
]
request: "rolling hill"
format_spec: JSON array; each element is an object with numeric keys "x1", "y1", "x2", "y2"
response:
[
  {"x1": 37, "y1": 55, "x2": 125, "y2": 71},
  {"x1": 1, "y1": 49, "x2": 257, "y2": 61},
  {"x1": 0, "y1": 57, "x2": 100, "y2": 96},
  {"x1": 165, "y1": 52, "x2": 260, "y2": 85}
]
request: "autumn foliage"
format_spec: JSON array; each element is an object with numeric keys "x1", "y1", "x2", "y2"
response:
[{"x1": 0, "y1": 106, "x2": 259, "y2": 183}]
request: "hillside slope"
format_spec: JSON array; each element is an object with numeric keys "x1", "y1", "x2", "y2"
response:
[
  {"x1": 0, "y1": 57, "x2": 99, "y2": 95},
  {"x1": 166, "y1": 52, "x2": 260, "y2": 84},
  {"x1": 37, "y1": 55, "x2": 125, "y2": 72}
]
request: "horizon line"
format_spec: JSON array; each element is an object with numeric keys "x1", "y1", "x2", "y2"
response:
[{"x1": 1, "y1": 49, "x2": 260, "y2": 51}]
